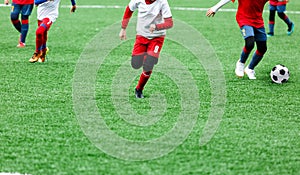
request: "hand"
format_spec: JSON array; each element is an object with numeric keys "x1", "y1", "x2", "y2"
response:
[
  {"x1": 149, "y1": 24, "x2": 156, "y2": 33},
  {"x1": 4, "y1": 0, "x2": 9, "y2": 5},
  {"x1": 206, "y1": 9, "x2": 215, "y2": 17},
  {"x1": 70, "y1": 5, "x2": 76, "y2": 13},
  {"x1": 119, "y1": 28, "x2": 127, "y2": 40}
]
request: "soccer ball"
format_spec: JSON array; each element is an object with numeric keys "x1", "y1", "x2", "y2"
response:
[{"x1": 270, "y1": 64, "x2": 290, "y2": 84}]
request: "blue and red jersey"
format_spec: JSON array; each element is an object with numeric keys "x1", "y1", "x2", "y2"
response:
[
  {"x1": 232, "y1": 0, "x2": 268, "y2": 28},
  {"x1": 270, "y1": 0, "x2": 288, "y2": 6},
  {"x1": 13, "y1": 0, "x2": 34, "y2": 5}
]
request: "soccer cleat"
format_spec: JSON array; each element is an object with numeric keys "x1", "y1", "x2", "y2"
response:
[
  {"x1": 235, "y1": 60, "x2": 245, "y2": 78},
  {"x1": 135, "y1": 88, "x2": 144, "y2": 99},
  {"x1": 244, "y1": 67, "x2": 256, "y2": 80},
  {"x1": 287, "y1": 22, "x2": 294, "y2": 36},
  {"x1": 38, "y1": 53, "x2": 46, "y2": 62},
  {"x1": 29, "y1": 52, "x2": 41, "y2": 63},
  {"x1": 267, "y1": 32, "x2": 274, "y2": 37},
  {"x1": 38, "y1": 49, "x2": 48, "y2": 63},
  {"x1": 17, "y1": 42, "x2": 26, "y2": 48}
]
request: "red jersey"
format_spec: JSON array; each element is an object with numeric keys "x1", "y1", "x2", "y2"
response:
[
  {"x1": 12, "y1": 0, "x2": 34, "y2": 5},
  {"x1": 233, "y1": 0, "x2": 268, "y2": 28},
  {"x1": 269, "y1": 0, "x2": 288, "y2": 6}
]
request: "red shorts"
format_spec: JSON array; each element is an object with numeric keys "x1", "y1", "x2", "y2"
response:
[{"x1": 132, "y1": 35, "x2": 165, "y2": 58}]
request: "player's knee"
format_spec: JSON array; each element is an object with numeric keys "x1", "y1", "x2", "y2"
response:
[
  {"x1": 259, "y1": 45, "x2": 267, "y2": 54},
  {"x1": 10, "y1": 12, "x2": 19, "y2": 21},
  {"x1": 277, "y1": 12, "x2": 285, "y2": 19},
  {"x1": 143, "y1": 55, "x2": 158, "y2": 72},
  {"x1": 36, "y1": 27, "x2": 45, "y2": 37},
  {"x1": 257, "y1": 41, "x2": 267, "y2": 54},
  {"x1": 245, "y1": 36, "x2": 255, "y2": 51},
  {"x1": 21, "y1": 15, "x2": 29, "y2": 20},
  {"x1": 131, "y1": 55, "x2": 143, "y2": 69}
]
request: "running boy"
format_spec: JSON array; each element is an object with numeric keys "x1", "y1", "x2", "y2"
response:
[
  {"x1": 29, "y1": 0, "x2": 76, "y2": 63},
  {"x1": 5, "y1": 0, "x2": 34, "y2": 47},
  {"x1": 207, "y1": 0, "x2": 268, "y2": 80},
  {"x1": 267, "y1": 0, "x2": 294, "y2": 37},
  {"x1": 119, "y1": 0, "x2": 173, "y2": 98}
]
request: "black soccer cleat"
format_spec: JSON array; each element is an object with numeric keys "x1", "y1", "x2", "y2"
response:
[{"x1": 135, "y1": 88, "x2": 144, "y2": 99}]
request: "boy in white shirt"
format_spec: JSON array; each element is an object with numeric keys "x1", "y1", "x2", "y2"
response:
[
  {"x1": 29, "y1": 0, "x2": 76, "y2": 63},
  {"x1": 119, "y1": 0, "x2": 173, "y2": 98}
]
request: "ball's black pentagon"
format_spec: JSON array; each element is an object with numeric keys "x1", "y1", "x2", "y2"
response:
[
  {"x1": 279, "y1": 69, "x2": 286, "y2": 75},
  {"x1": 272, "y1": 75, "x2": 278, "y2": 81},
  {"x1": 272, "y1": 66, "x2": 277, "y2": 71},
  {"x1": 281, "y1": 79, "x2": 287, "y2": 83}
]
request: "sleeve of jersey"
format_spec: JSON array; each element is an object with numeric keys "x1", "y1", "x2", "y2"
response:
[
  {"x1": 155, "y1": 1, "x2": 173, "y2": 31},
  {"x1": 210, "y1": 0, "x2": 232, "y2": 13},
  {"x1": 34, "y1": 0, "x2": 47, "y2": 5},
  {"x1": 156, "y1": 17, "x2": 173, "y2": 31},
  {"x1": 161, "y1": 1, "x2": 172, "y2": 19},
  {"x1": 121, "y1": 6, "x2": 134, "y2": 29}
]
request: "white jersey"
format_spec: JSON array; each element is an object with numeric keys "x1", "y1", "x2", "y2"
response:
[
  {"x1": 37, "y1": 0, "x2": 61, "y2": 23},
  {"x1": 128, "y1": 0, "x2": 172, "y2": 38}
]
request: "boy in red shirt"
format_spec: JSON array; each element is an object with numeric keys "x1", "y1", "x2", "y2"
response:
[
  {"x1": 207, "y1": 0, "x2": 268, "y2": 80},
  {"x1": 5, "y1": 0, "x2": 34, "y2": 48}
]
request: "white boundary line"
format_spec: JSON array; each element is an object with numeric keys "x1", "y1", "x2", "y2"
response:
[
  {"x1": 61, "y1": 5, "x2": 300, "y2": 14},
  {"x1": 1, "y1": 4, "x2": 300, "y2": 14},
  {"x1": 0, "y1": 173, "x2": 32, "y2": 175}
]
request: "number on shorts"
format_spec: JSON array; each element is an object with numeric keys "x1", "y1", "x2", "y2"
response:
[{"x1": 154, "y1": 45, "x2": 160, "y2": 54}]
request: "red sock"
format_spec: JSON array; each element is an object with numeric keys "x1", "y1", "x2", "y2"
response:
[
  {"x1": 36, "y1": 19, "x2": 50, "y2": 53},
  {"x1": 43, "y1": 31, "x2": 48, "y2": 48},
  {"x1": 36, "y1": 26, "x2": 46, "y2": 52},
  {"x1": 136, "y1": 71, "x2": 152, "y2": 90}
]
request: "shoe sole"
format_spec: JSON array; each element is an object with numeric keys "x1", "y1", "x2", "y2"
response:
[
  {"x1": 235, "y1": 73, "x2": 244, "y2": 78},
  {"x1": 29, "y1": 59, "x2": 38, "y2": 63},
  {"x1": 235, "y1": 70, "x2": 244, "y2": 78},
  {"x1": 29, "y1": 57, "x2": 40, "y2": 63}
]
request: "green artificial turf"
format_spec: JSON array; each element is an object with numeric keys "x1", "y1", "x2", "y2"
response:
[{"x1": 0, "y1": 0, "x2": 299, "y2": 174}]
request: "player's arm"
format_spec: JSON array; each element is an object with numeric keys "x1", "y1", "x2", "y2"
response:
[
  {"x1": 119, "y1": 6, "x2": 134, "y2": 40},
  {"x1": 206, "y1": 0, "x2": 232, "y2": 17},
  {"x1": 149, "y1": 17, "x2": 173, "y2": 33},
  {"x1": 70, "y1": 0, "x2": 76, "y2": 13},
  {"x1": 4, "y1": 0, "x2": 9, "y2": 5},
  {"x1": 34, "y1": 0, "x2": 53, "y2": 6},
  {"x1": 150, "y1": 1, "x2": 173, "y2": 33}
]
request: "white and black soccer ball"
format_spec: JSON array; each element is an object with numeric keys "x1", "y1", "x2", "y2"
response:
[{"x1": 270, "y1": 64, "x2": 290, "y2": 84}]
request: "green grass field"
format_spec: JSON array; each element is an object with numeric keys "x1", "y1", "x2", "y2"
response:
[{"x1": 1, "y1": 0, "x2": 299, "y2": 174}]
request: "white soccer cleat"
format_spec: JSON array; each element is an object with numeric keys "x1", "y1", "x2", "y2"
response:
[
  {"x1": 244, "y1": 67, "x2": 256, "y2": 80},
  {"x1": 235, "y1": 60, "x2": 245, "y2": 78}
]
